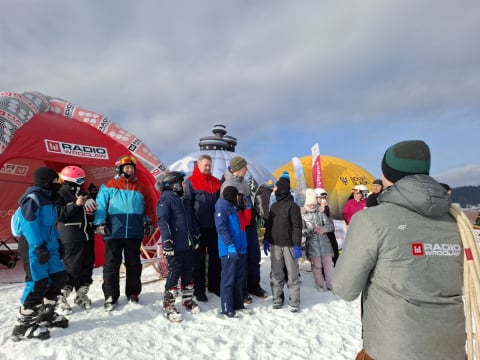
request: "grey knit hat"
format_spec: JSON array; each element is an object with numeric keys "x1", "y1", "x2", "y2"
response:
[{"x1": 229, "y1": 156, "x2": 247, "y2": 173}]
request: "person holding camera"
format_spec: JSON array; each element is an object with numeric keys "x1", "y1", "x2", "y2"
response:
[{"x1": 55, "y1": 166, "x2": 97, "y2": 314}]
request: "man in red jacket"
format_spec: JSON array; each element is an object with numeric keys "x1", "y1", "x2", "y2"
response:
[{"x1": 184, "y1": 154, "x2": 221, "y2": 302}]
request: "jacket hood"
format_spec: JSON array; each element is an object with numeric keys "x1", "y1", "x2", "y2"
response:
[
  {"x1": 222, "y1": 170, "x2": 250, "y2": 196},
  {"x1": 18, "y1": 186, "x2": 50, "y2": 206},
  {"x1": 378, "y1": 174, "x2": 450, "y2": 218}
]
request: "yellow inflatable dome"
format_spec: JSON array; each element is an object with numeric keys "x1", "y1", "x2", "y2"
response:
[{"x1": 273, "y1": 155, "x2": 375, "y2": 219}]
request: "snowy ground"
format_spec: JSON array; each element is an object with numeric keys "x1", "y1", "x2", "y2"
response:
[{"x1": 0, "y1": 255, "x2": 362, "y2": 360}]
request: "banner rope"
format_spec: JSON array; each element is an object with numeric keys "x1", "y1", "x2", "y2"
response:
[{"x1": 449, "y1": 204, "x2": 480, "y2": 359}]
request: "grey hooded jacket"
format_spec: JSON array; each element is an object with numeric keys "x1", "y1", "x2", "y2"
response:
[{"x1": 333, "y1": 175, "x2": 465, "y2": 360}]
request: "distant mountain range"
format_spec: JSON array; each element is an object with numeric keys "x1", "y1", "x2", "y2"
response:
[{"x1": 452, "y1": 185, "x2": 480, "y2": 208}]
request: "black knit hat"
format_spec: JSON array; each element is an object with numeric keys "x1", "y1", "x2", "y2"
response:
[
  {"x1": 381, "y1": 140, "x2": 431, "y2": 183},
  {"x1": 275, "y1": 178, "x2": 290, "y2": 196},
  {"x1": 229, "y1": 156, "x2": 247, "y2": 173},
  {"x1": 34, "y1": 167, "x2": 59, "y2": 188},
  {"x1": 223, "y1": 186, "x2": 239, "y2": 204},
  {"x1": 372, "y1": 179, "x2": 383, "y2": 186}
]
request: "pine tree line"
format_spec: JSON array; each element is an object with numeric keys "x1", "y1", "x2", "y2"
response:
[{"x1": 451, "y1": 185, "x2": 480, "y2": 208}]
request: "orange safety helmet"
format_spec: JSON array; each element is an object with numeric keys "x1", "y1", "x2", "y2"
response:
[{"x1": 115, "y1": 155, "x2": 137, "y2": 174}]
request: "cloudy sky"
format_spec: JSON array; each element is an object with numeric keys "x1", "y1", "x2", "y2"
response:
[{"x1": 2, "y1": 0, "x2": 479, "y2": 187}]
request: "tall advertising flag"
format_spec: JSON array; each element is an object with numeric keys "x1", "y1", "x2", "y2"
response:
[
  {"x1": 311, "y1": 143, "x2": 323, "y2": 188},
  {"x1": 292, "y1": 156, "x2": 306, "y2": 206}
]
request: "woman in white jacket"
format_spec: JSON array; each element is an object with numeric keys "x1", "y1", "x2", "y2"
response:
[{"x1": 301, "y1": 189, "x2": 335, "y2": 290}]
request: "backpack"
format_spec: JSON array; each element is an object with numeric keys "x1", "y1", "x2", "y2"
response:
[{"x1": 11, "y1": 193, "x2": 40, "y2": 237}]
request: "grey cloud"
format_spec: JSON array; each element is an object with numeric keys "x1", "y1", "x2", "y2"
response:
[{"x1": 434, "y1": 165, "x2": 480, "y2": 188}]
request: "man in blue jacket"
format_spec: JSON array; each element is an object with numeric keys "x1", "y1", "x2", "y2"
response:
[{"x1": 94, "y1": 155, "x2": 156, "y2": 311}]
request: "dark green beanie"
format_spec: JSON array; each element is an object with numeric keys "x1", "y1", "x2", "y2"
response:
[{"x1": 381, "y1": 140, "x2": 431, "y2": 183}]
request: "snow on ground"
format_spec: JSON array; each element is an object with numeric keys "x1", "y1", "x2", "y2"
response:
[{"x1": 0, "y1": 256, "x2": 362, "y2": 360}]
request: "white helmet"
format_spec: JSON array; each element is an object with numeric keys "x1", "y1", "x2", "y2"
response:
[
  {"x1": 352, "y1": 184, "x2": 369, "y2": 197},
  {"x1": 314, "y1": 188, "x2": 328, "y2": 197}
]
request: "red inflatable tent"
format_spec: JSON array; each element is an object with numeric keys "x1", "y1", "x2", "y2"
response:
[{"x1": 0, "y1": 91, "x2": 166, "y2": 267}]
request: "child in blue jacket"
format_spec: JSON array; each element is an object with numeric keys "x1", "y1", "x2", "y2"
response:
[
  {"x1": 215, "y1": 186, "x2": 248, "y2": 317},
  {"x1": 11, "y1": 167, "x2": 68, "y2": 341}
]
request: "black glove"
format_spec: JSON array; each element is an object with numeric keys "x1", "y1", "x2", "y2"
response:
[
  {"x1": 145, "y1": 223, "x2": 155, "y2": 237},
  {"x1": 163, "y1": 239, "x2": 174, "y2": 256},
  {"x1": 95, "y1": 224, "x2": 111, "y2": 236},
  {"x1": 193, "y1": 234, "x2": 201, "y2": 250},
  {"x1": 57, "y1": 239, "x2": 65, "y2": 259},
  {"x1": 35, "y1": 244, "x2": 50, "y2": 264}
]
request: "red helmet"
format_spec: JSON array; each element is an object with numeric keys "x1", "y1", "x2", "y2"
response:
[{"x1": 60, "y1": 166, "x2": 86, "y2": 185}]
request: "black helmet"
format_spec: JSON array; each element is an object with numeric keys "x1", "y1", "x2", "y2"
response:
[{"x1": 158, "y1": 171, "x2": 185, "y2": 192}]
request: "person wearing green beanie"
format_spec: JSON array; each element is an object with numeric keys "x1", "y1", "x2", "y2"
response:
[{"x1": 333, "y1": 140, "x2": 465, "y2": 359}]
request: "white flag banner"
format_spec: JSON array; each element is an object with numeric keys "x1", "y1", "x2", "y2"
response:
[
  {"x1": 311, "y1": 143, "x2": 323, "y2": 188},
  {"x1": 292, "y1": 156, "x2": 306, "y2": 206}
]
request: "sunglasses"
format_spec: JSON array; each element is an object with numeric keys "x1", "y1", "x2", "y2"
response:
[
  {"x1": 75, "y1": 178, "x2": 85, "y2": 185},
  {"x1": 316, "y1": 194, "x2": 327, "y2": 198},
  {"x1": 352, "y1": 189, "x2": 364, "y2": 194}
]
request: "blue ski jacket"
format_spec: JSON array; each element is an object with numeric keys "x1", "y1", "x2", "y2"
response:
[
  {"x1": 15, "y1": 186, "x2": 64, "y2": 283},
  {"x1": 94, "y1": 174, "x2": 155, "y2": 240},
  {"x1": 214, "y1": 197, "x2": 247, "y2": 257},
  {"x1": 157, "y1": 190, "x2": 199, "y2": 252}
]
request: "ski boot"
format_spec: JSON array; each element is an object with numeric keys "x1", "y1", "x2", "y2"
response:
[
  {"x1": 128, "y1": 294, "x2": 139, "y2": 304},
  {"x1": 163, "y1": 288, "x2": 182, "y2": 322},
  {"x1": 74, "y1": 285, "x2": 92, "y2": 309},
  {"x1": 181, "y1": 282, "x2": 200, "y2": 314},
  {"x1": 11, "y1": 306, "x2": 50, "y2": 341},
  {"x1": 55, "y1": 287, "x2": 73, "y2": 315},
  {"x1": 249, "y1": 286, "x2": 268, "y2": 298},
  {"x1": 39, "y1": 299, "x2": 69, "y2": 328},
  {"x1": 243, "y1": 294, "x2": 253, "y2": 305},
  {"x1": 104, "y1": 296, "x2": 117, "y2": 312}
]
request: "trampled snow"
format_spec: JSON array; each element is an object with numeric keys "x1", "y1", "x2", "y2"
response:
[{"x1": 0, "y1": 256, "x2": 362, "y2": 360}]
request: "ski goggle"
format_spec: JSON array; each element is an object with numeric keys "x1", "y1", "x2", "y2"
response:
[
  {"x1": 74, "y1": 178, "x2": 86, "y2": 185},
  {"x1": 116, "y1": 156, "x2": 137, "y2": 166},
  {"x1": 352, "y1": 189, "x2": 365, "y2": 194}
]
